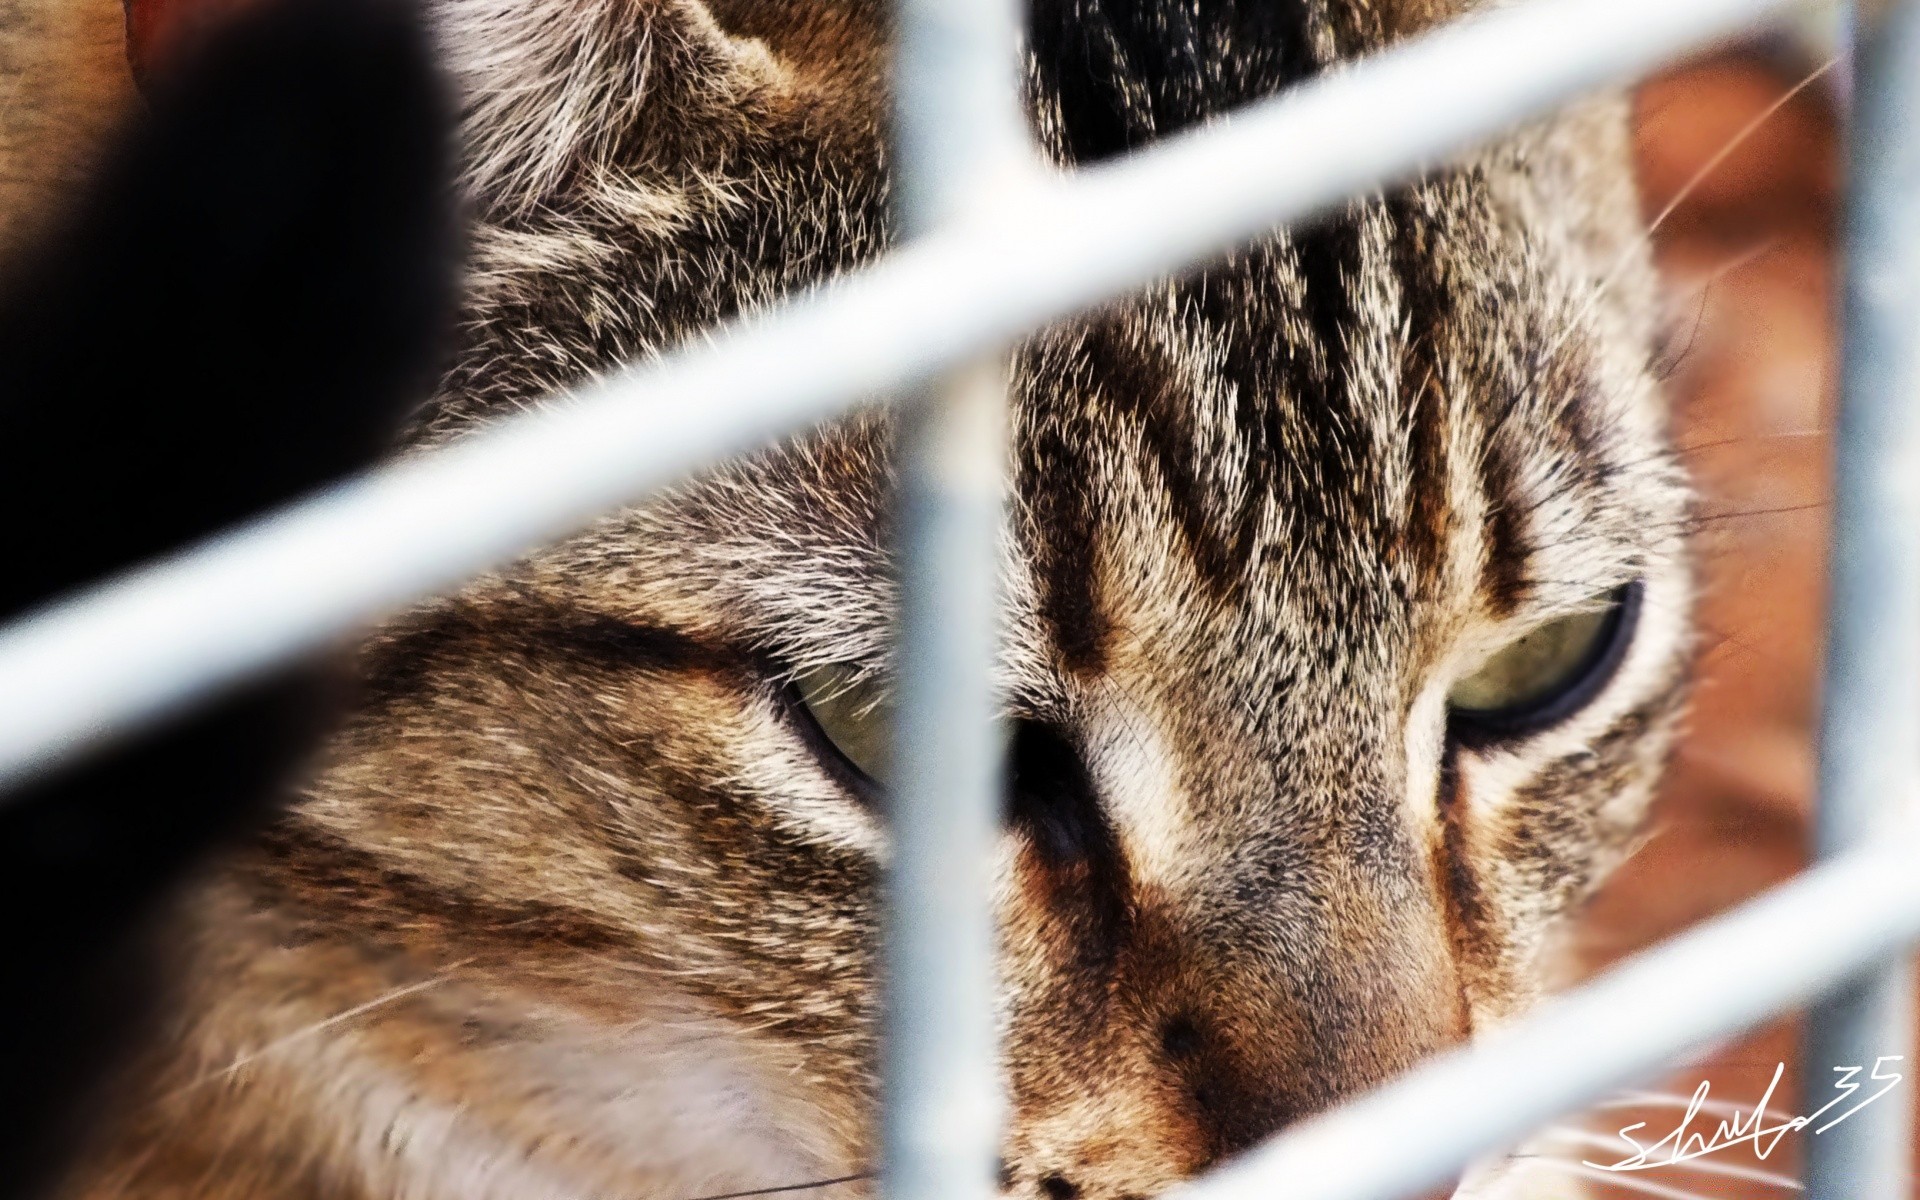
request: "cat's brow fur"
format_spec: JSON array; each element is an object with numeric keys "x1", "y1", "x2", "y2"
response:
[{"x1": 55, "y1": 2, "x2": 1691, "y2": 1198}]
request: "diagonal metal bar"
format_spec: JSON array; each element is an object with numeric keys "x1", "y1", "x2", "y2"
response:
[
  {"x1": 1803, "y1": 1, "x2": 1920, "y2": 1196},
  {"x1": 0, "y1": 0, "x2": 1803, "y2": 794}
]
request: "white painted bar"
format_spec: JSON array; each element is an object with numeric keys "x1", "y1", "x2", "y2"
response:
[
  {"x1": 1803, "y1": 0, "x2": 1920, "y2": 1195},
  {"x1": 881, "y1": 0, "x2": 1025, "y2": 1199}
]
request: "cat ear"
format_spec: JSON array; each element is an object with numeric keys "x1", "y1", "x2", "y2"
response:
[{"x1": 122, "y1": 0, "x2": 260, "y2": 86}]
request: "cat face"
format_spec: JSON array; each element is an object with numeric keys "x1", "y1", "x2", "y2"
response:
[{"x1": 181, "y1": 2, "x2": 1691, "y2": 1198}]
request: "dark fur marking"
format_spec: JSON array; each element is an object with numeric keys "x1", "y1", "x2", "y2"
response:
[
  {"x1": 1007, "y1": 720, "x2": 1135, "y2": 973},
  {"x1": 1475, "y1": 435, "x2": 1531, "y2": 618},
  {"x1": 1179, "y1": 1046, "x2": 1301, "y2": 1160},
  {"x1": 1499, "y1": 658, "x2": 1690, "y2": 898},
  {"x1": 1159, "y1": 1013, "x2": 1203, "y2": 1059},
  {"x1": 1022, "y1": 402, "x2": 1113, "y2": 674},
  {"x1": 1079, "y1": 317, "x2": 1247, "y2": 597},
  {"x1": 1258, "y1": 217, "x2": 1388, "y2": 570},
  {"x1": 1028, "y1": 0, "x2": 1326, "y2": 166},
  {"x1": 362, "y1": 607, "x2": 738, "y2": 707},
  {"x1": 1430, "y1": 748, "x2": 1496, "y2": 980},
  {"x1": 1028, "y1": 3, "x2": 1142, "y2": 162},
  {"x1": 1387, "y1": 195, "x2": 1455, "y2": 591},
  {"x1": 255, "y1": 820, "x2": 629, "y2": 954},
  {"x1": 1291, "y1": 219, "x2": 1361, "y2": 402}
]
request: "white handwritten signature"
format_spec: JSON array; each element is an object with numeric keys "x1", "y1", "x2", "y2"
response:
[{"x1": 1584, "y1": 1057, "x2": 1905, "y2": 1172}]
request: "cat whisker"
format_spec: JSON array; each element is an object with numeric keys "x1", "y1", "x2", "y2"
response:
[
  {"x1": 1527, "y1": 504, "x2": 1823, "y2": 566},
  {"x1": 1515, "y1": 1154, "x2": 1728, "y2": 1200},
  {"x1": 1676, "y1": 427, "x2": 1823, "y2": 459},
  {"x1": 1642, "y1": 56, "x2": 1840, "y2": 243},
  {"x1": 675, "y1": 1172, "x2": 875, "y2": 1200},
  {"x1": 1692, "y1": 500, "x2": 1828, "y2": 525},
  {"x1": 1655, "y1": 237, "x2": 1785, "y2": 381},
  {"x1": 165, "y1": 959, "x2": 476, "y2": 1100},
  {"x1": 1670, "y1": 237, "x2": 1788, "y2": 304},
  {"x1": 1093, "y1": 673, "x2": 1172, "y2": 767},
  {"x1": 1606, "y1": 53, "x2": 1838, "y2": 337},
  {"x1": 1502, "y1": 53, "x2": 1838, "y2": 439},
  {"x1": 1655, "y1": 277, "x2": 1715, "y2": 383},
  {"x1": 1694, "y1": 624, "x2": 1793, "y2": 671}
]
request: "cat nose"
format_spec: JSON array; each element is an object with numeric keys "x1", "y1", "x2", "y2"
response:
[{"x1": 997, "y1": 1003, "x2": 1466, "y2": 1200}]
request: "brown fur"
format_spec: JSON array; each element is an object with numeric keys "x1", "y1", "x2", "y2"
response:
[
  {"x1": 0, "y1": 0, "x2": 135, "y2": 255},
  {"x1": 52, "y1": 2, "x2": 1691, "y2": 1198}
]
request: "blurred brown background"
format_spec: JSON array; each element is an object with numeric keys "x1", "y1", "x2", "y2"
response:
[
  {"x1": 1568, "y1": 43, "x2": 1861, "y2": 1200},
  {"x1": 0, "y1": 8, "x2": 1880, "y2": 1198}
]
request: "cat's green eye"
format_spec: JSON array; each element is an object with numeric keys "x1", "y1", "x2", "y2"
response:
[
  {"x1": 791, "y1": 663, "x2": 894, "y2": 788},
  {"x1": 1447, "y1": 583, "x2": 1640, "y2": 740}
]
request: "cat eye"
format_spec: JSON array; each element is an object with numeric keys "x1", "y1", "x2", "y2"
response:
[
  {"x1": 789, "y1": 663, "x2": 894, "y2": 789},
  {"x1": 1447, "y1": 582, "x2": 1641, "y2": 743}
]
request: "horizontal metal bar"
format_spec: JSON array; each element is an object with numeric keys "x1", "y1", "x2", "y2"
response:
[
  {"x1": 1170, "y1": 829, "x2": 1920, "y2": 1200},
  {"x1": 1804, "y1": 0, "x2": 1920, "y2": 1195},
  {"x1": 0, "y1": 0, "x2": 1803, "y2": 794}
]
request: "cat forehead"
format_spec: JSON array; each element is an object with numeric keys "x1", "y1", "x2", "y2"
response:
[
  {"x1": 440, "y1": 0, "x2": 1675, "y2": 661},
  {"x1": 1012, "y1": 162, "x2": 1667, "y2": 600},
  {"x1": 629, "y1": 168, "x2": 1676, "y2": 687}
]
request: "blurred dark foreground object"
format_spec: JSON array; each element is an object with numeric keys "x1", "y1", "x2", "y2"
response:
[{"x1": 0, "y1": 0, "x2": 456, "y2": 1193}]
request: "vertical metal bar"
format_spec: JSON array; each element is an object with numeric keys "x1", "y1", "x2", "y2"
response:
[
  {"x1": 1805, "y1": 2, "x2": 1920, "y2": 1196},
  {"x1": 887, "y1": 361, "x2": 1011, "y2": 1200},
  {"x1": 885, "y1": 5, "x2": 1027, "y2": 1200}
]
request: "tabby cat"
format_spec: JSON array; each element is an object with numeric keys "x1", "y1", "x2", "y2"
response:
[{"x1": 54, "y1": 0, "x2": 1692, "y2": 1197}]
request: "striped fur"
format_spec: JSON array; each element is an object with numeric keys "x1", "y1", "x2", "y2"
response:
[{"x1": 53, "y1": 2, "x2": 1692, "y2": 1198}]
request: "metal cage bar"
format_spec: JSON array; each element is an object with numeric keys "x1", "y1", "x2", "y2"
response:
[
  {"x1": 883, "y1": 3, "x2": 1027, "y2": 1200},
  {"x1": 1805, "y1": 2, "x2": 1920, "y2": 1196}
]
